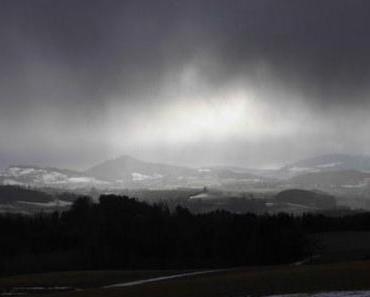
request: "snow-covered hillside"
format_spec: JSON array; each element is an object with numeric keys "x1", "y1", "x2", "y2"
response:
[{"x1": 0, "y1": 166, "x2": 108, "y2": 189}]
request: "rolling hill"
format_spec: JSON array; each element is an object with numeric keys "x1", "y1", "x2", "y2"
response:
[
  {"x1": 280, "y1": 154, "x2": 370, "y2": 176},
  {"x1": 0, "y1": 156, "x2": 263, "y2": 189},
  {"x1": 289, "y1": 170, "x2": 370, "y2": 189}
]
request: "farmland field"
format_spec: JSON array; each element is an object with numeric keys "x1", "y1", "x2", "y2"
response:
[{"x1": 2, "y1": 261, "x2": 370, "y2": 297}]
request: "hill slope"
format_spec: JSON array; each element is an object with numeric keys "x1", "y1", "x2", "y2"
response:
[
  {"x1": 289, "y1": 170, "x2": 370, "y2": 188},
  {"x1": 281, "y1": 154, "x2": 370, "y2": 176},
  {"x1": 85, "y1": 155, "x2": 196, "y2": 181},
  {"x1": 275, "y1": 189, "x2": 336, "y2": 209}
]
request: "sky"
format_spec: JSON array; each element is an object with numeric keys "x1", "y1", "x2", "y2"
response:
[{"x1": 1, "y1": 0, "x2": 370, "y2": 170}]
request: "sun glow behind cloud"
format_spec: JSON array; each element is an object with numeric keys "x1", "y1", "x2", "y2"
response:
[
  {"x1": 107, "y1": 85, "x2": 305, "y2": 152},
  {"x1": 102, "y1": 60, "x2": 322, "y2": 158},
  {"x1": 155, "y1": 94, "x2": 249, "y2": 142}
]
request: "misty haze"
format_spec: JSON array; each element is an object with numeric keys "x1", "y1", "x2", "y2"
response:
[{"x1": 2, "y1": 1, "x2": 370, "y2": 297}]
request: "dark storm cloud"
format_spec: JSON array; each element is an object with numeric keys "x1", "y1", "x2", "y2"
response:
[
  {"x1": 3, "y1": 0, "x2": 370, "y2": 105},
  {"x1": 1, "y1": 0, "x2": 370, "y2": 168}
]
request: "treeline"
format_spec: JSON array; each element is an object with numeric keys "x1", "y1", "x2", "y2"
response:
[
  {"x1": 2, "y1": 195, "x2": 370, "y2": 276},
  {"x1": 301, "y1": 212, "x2": 370, "y2": 233},
  {"x1": 0, "y1": 195, "x2": 309, "y2": 275}
]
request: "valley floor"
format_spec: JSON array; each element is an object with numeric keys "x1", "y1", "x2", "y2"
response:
[{"x1": 2, "y1": 260, "x2": 370, "y2": 297}]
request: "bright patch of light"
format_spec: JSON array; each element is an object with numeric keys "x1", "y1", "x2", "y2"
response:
[
  {"x1": 107, "y1": 86, "x2": 303, "y2": 149},
  {"x1": 118, "y1": 90, "x2": 260, "y2": 145}
]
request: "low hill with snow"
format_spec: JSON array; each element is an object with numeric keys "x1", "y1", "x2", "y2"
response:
[{"x1": 280, "y1": 154, "x2": 370, "y2": 177}]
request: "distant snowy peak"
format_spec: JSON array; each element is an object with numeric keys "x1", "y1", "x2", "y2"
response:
[{"x1": 316, "y1": 162, "x2": 343, "y2": 168}]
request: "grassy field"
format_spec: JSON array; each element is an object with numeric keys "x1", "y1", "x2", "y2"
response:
[
  {"x1": 0, "y1": 270, "x2": 183, "y2": 291},
  {"x1": 2, "y1": 261, "x2": 370, "y2": 297},
  {"x1": 310, "y1": 231, "x2": 370, "y2": 263}
]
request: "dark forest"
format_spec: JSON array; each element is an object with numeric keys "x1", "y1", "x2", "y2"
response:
[{"x1": 2, "y1": 195, "x2": 370, "y2": 276}]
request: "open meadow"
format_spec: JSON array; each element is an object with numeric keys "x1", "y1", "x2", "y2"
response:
[{"x1": 2, "y1": 261, "x2": 370, "y2": 297}]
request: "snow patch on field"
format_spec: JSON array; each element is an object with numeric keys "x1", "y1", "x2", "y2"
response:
[
  {"x1": 17, "y1": 200, "x2": 72, "y2": 208},
  {"x1": 132, "y1": 172, "x2": 163, "y2": 181},
  {"x1": 0, "y1": 166, "x2": 109, "y2": 187},
  {"x1": 41, "y1": 172, "x2": 68, "y2": 183},
  {"x1": 341, "y1": 183, "x2": 367, "y2": 188},
  {"x1": 2, "y1": 179, "x2": 25, "y2": 186},
  {"x1": 288, "y1": 162, "x2": 343, "y2": 173},
  {"x1": 288, "y1": 167, "x2": 320, "y2": 173},
  {"x1": 104, "y1": 269, "x2": 225, "y2": 288},
  {"x1": 316, "y1": 162, "x2": 342, "y2": 168},
  {"x1": 68, "y1": 177, "x2": 103, "y2": 184}
]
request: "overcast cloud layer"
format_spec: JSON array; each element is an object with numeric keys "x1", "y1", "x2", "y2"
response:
[{"x1": 1, "y1": 0, "x2": 370, "y2": 169}]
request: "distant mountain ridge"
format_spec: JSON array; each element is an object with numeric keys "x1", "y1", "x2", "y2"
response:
[
  {"x1": 281, "y1": 154, "x2": 370, "y2": 175},
  {"x1": 85, "y1": 155, "x2": 196, "y2": 181},
  {"x1": 2, "y1": 153, "x2": 370, "y2": 191},
  {"x1": 84, "y1": 155, "x2": 261, "y2": 187},
  {"x1": 0, "y1": 165, "x2": 107, "y2": 188},
  {"x1": 0, "y1": 155, "x2": 262, "y2": 189},
  {"x1": 286, "y1": 170, "x2": 370, "y2": 191},
  {"x1": 277, "y1": 154, "x2": 370, "y2": 191}
]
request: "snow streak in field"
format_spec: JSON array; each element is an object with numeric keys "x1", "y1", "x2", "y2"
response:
[{"x1": 103, "y1": 270, "x2": 224, "y2": 288}]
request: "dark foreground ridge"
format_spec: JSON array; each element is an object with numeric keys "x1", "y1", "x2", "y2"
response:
[
  {"x1": 2, "y1": 195, "x2": 370, "y2": 276},
  {"x1": 1, "y1": 195, "x2": 308, "y2": 275}
]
